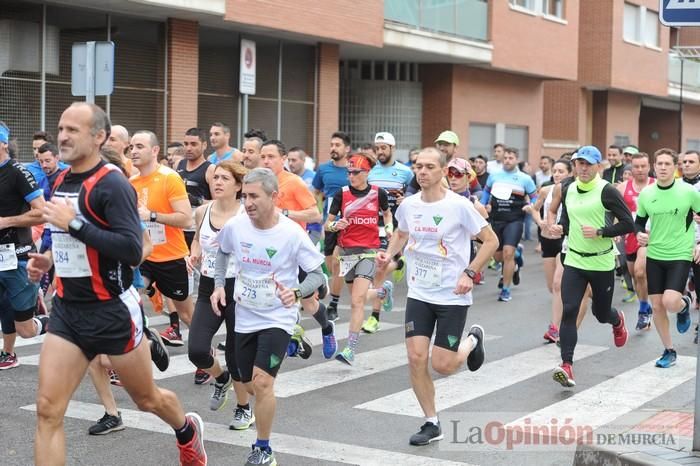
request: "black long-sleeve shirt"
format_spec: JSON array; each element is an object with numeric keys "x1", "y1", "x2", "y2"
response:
[{"x1": 559, "y1": 181, "x2": 634, "y2": 238}]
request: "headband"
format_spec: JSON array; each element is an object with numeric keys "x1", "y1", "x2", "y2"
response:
[
  {"x1": 0, "y1": 126, "x2": 8, "y2": 144},
  {"x1": 348, "y1": 155, "x2": 371, "y2": 172}
]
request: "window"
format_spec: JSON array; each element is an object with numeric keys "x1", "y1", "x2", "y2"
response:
[
  {"x1": 543, "y1": 0, "x2": 564, "y2": 18},
  {"x1": 511, "y1": 0, "x2": 535, "y2": 9},
  {"x1": 624, "y1": 3, "x2": 659, "y2": 48},
  {"x1": 614, "y1": 135, "x2": 631, "y2": 147},
  {"x1": 505, "y1": 125, "x2": 529, "y2": 161},
  {"x1": 469, "y1": 123, "x2": 496, "y2": 159},
  {"x1": 687, "y1": 139, "x2": 700, "y2": 152}
]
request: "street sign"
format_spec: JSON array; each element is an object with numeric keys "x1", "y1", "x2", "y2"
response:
[
  {"x1": 72, "y1": 41, "x2": 114, "y2": 101},
  {"x1": 660, "y1": 0, "x2": 700, "y2": 26},
  {"x1": 239, "y1": 39, "x2": 256, "y2": 95}
]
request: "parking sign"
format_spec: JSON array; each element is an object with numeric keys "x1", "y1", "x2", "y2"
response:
[{"x1": 660, "y1": 0, "x2": 700, "y2": 26}]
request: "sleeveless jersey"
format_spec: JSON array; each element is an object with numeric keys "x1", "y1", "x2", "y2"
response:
[
  {"x1": 177, "y1": 159, "x2": 212, "y2": 206},
  {"x1": 198, "y1": 203, "x2": 240, "y2": 278},
  {"x1": 622, "y1": 177, "x2": 654, "y2": 255},
  {"x1": 338, "y1": 185, "x2": 381, "y2": 249}
]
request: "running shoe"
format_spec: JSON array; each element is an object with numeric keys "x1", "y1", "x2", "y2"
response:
[
  {"x1": 217, "y1": 342, "x2": 226, "y2": 351},
  {"x1": 322, "y1": 321, "x2": 337, "y2": 359},
  {"x1": 361, "y1": 315, "x2": 380, "y2": 334},
  {"x1": 0, "y1": 351, "x2": 19, "y2": 370},
  {"x1": 677, "y1": 295, "x2": 692, "y2": 334},
  {"x1": 409, "y1": 422, "x2": 443, "y2": 446},
  {"x1": 245, "y1": 445, "x2": 277, "y2": 466},
  {"x1": 109, "y1": 369, "x2": 122, "y2": 387},
  {"x1": 635, "y1": 312, "x2": 652, "y2": 331},
  {"x1": 487, "y1": 258, "x2": 498, "y2": 270},
  {"x1": 612, "y1": 309, "x2": 628, "y2": 347},
  {"x1": 177, "y1": 412, "x2": 207, "y2": 466},
  {"x1": 326, "y1": 302, "x2": 339, "y2": 322},
  {"x1": 498, "y1": 289, "x2": 512, "y2": 302},
  {"x1": 466, "y1": 325, "x2": 485, "y2": 372},
  {"x1": 655, "y1": 349, "x2": 677, "y2": 368},
  {"x1": 194, "y1": 369, "x2": 213, "y2": 385},
  {"x1": 335, "y1": 346, "x2": 355, "y2": 365},
  {"x1": 621, "y1": 290, "x2": 637, "y2": 303},
  {"x1": 147, "y1": 327, "x2": 170, "y2": 372},
  {"x1": 392, "y1": 256, "x2": 406, "y2": 283},
  {"x1": 230, "y1": 406, "x2": 255, "y2": 430},
  {"x1": 88, "y1": 411, "x2": 125, "y2": 435},
  {"x1": 553, "y1": 363, "x2": 575, "y2": 387},
  {"x1": 381, "y1": 280, "x2": 394, "y2": 312},
  {"x1": 543, "y1": 324, "x2": 559, "y2": 344},
  {"x1": 695, "y1": 324, "x2": 699, "y2": 345},
  {"x1": 290, "y1": 324, "x2": 312, "y2": 359},
  {"x1": 512, "y1": 265, "x2": 520, "y2": 286},
  {"x1": 497, "y1": 276, "x2": 503, "y2": 289},
  {"x1": 210, "y1": 375, "x2": 233, "y2": 411},
  {"x1": 160, "y1": 325, "x2": 184, "y2": 347}
]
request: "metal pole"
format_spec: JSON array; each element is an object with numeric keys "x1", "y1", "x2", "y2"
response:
[
  {"x1": 277, "y1": 40, "x2": 282, "y2": 139},
  {"x1": 86, "y1": 41, "x2": 95, "y2": 104},
  {"x1": 679, "y1": 57, "x2": 684, "y2": 153},
  {"x1": 106, "y1": 14, "x2": 111, "y2": 117},
  {"x1": 242, "y1": 94, "x2": 248, "y2": 140},
  {"x1": 40, "y1": 4, "x2": 46, "y2": 131},
  {"x1": 312, "y1": 44, "x2": 318, "y2": 165},
  {"x1": 163, "y1": 21, "x2": 169, "y2": 145}
]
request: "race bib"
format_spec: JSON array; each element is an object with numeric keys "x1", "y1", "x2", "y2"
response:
[
  {"x1": 201, "y1": 250, "x2": 236, "y2": 278},
  {"x1": 53, "y1": 233, "x2": 91, "y2": 278},
  {"x1": 0, "y1": 243, "x2": 18, "y2": 272},
  {"x1": 145, "y1": 221, "x2": 166, "y2": 245},
  {"x1": 409, "y1": 254, "x2": 443, "y2": 288},
  {"x1": 338, "y1": 255, "x2": 361, "y2": 277},
  {"x1": 491, "y1": 184, "x2": 513, "y2": 200},
  {"x1": 234, "y1": 273, "x2": 277, "y2": 310}
]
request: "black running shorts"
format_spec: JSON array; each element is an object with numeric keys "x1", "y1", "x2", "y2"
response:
[
  {"x1": 646, "y1": 258, "x2": 691, "y2": 295},
  {"x1": 404, "y1": 297, "x2": 469, "y2": 352},
  {"x1": 140, "y1": 258, "x2": 190, "y2": 301},
  {"x1": 235, "y1": 327, "x2": 290, "y2": 381}
]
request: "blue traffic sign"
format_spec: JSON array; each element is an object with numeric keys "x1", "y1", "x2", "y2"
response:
[{"x1": 660, "y1": 0, "x2": 700, "y2": 26}]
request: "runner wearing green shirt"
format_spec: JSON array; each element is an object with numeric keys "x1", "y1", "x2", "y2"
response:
[
  {"x1": 549, "y1": 145, "x2": 634, "y2": 388},
  {"x1": 635, "y1": 148, "x2": 700, "y2": 368}
]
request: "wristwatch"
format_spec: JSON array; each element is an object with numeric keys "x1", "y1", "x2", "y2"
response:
[
  {"x1": 596, "y1": 228, "x2": 604, "y2": 237},
  {"x1": 292, "y1": 288, "x2": 302, "y2": 302},
  {"x1": 68, "y1": 218, "x2": 85, "y2": 234},
  {"x1": 150, "y1": 211, "x2": 158, "y2": 222},
  {"x1": 463, "y1": 268, "x2": 477, "y2": 279}
]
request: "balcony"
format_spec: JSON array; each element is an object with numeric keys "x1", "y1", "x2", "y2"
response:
[
  {"x1": 384, "y1": 0, "x2": 488, "y2": 42},
  {"x1": 669, "y1": 52, "x2": 700, "y2": 91}
]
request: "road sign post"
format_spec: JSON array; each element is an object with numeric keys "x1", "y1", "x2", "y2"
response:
[
  {"x1": 72, "y1": 41, "x2": 114, "y2": 102},
  {"x1": 239, "y1": 39, "x2": 256, "y2": 138}
]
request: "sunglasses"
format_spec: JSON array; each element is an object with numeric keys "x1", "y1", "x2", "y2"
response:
[
  {"x1": 447, "y1": 169, "x2": 466, "y2": 179},
  {"x1": 348, "y1": 169, "x2": 366, "y2": 176}
]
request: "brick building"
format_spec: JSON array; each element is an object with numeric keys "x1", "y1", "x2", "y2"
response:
[{"x1": 1, "y1": 0, "x2": 698, "y2": 164}]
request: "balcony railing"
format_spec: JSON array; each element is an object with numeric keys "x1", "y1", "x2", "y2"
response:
[
  {"x1": 669, "y1": 52, "x2": 700, "y2": 90},
  {"x1": 384, "y1": 0, "x2": 488, "y2": 42}
]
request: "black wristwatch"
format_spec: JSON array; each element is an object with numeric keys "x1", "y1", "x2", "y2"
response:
[
  {"x1": 68, "y1": 218, "x2": 85, "y2": 234},
  {"x1": 150, "y1": 211, "x2": 158, "y2": 222},
  {"x1": 463, "y1": 268, "x2": 477, "y2": 279},
  {"x1": 292, "y1": 288, "x2": 302, "y2": 302},
  {"x1": 596, "y1": 228, "x2": 604, "y2": 237}
]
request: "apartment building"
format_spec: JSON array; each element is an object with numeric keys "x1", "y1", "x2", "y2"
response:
[{"x1": 0, "y1": 0, "x2": 698, "y2": 163}]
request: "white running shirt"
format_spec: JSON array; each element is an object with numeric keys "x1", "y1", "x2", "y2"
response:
[
  {"x1": 217, "y1": 213, "x2": 324, "y2": 334},
  {"x1": 396, "y1": 190, "x2": 487, "y2": 306}
]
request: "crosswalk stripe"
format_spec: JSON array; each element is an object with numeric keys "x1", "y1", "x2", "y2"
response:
[
  {"x1": 506, "y1": 356, "x2": 697, "y2": 431},
  {"x1": 276, "y1": 334, "x2": 501, "y2": 398},
  {"x1": 355, "y1": 344, "x2": 608, "y2": 417},
  {"x1": 21, "y1": 401, "x2": 475, "y2": 466}
]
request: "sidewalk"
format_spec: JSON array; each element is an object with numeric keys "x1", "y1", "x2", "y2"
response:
[{"x1": 573, "y1": 409, "x2": 700, "y2": 465}]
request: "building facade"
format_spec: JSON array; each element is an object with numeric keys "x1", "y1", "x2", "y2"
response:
[{"x1": 1, "y1": 0, "x2": 698, "y2": 164}]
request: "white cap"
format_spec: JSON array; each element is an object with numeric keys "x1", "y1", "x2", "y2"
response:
[{"x1": 374, "y1": 132, "x2": 396, "y2": 147}]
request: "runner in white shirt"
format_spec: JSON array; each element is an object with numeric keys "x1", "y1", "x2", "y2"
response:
[
  {"x1": 211, "y1": 167, "x2": 325, "y2": 466},
  {"x1": 377, "y1": 147, "x2": 499, "y2": 447}
]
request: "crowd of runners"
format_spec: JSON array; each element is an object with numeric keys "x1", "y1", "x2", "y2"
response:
[{"x1": 0, "y1": 102, "x2": 699, "y2": 465}]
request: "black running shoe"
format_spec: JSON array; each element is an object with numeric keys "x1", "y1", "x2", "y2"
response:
[
  {"x1": 147, "y1": 327, "x2": 170, "y2": 372},
  {"x1": 88, "y1": 412, "x2": 125, "y2": 435},
  {"x1": 327, "y1": 303, "x2": 338, "y2": 322},
  {"x1": 409, "y1": 422, "x2": 443, "y2": 446},
  {"x1": 467, "y1": 325, "x2": 485, "y2": 372},
  {"x1": 513, "y1": 266, "x2": 520, "y2": 286}
]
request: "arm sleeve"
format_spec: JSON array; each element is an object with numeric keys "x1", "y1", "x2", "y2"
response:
[
  {"x1": 634, "y1": 214, "x2": 649, "y2": 234},
  {"x1": 558, "y1": 184, "x2": 570, "y2": 236},
  {"x1": 299, "y1": 266, "x2": 325, "y2": 298},
  {"x1": 214, "y1": 248, "x2": 230, "y2": 288},
  {"x1": 72, "y1": 175, "x2": 143, "y2": 266},
  {"x1": 600, "y1": 184, "x2": 634, "y2": 237},
  {"x1": 329, "y1": 191, "x2": 343, "y2": 216},
  {"x1": 378, "y1": 188, "x2": 390, "y2": 211}
]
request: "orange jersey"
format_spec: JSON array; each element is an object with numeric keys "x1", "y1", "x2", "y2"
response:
[
  {"x1": 276, "y1": 170, "x2": 317, "y2": 230},
  {"x1": 130, "y1": 165, "x2": 189, "y2": 262}
]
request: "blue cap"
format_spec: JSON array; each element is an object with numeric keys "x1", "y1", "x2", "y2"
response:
[
  {"x1": 0, "y1": 125, "x2": 8, "y2": 144},
  {"x1": 572, "y1": 145, "x2": 602, "y2": 164}
]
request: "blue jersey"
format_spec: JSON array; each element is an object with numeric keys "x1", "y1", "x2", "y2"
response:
[
  {"x1": 368, "y1": 161, "x2": 413, "y2": 213},
  {"x1": 312, "y1": 161, "x2": 348, "y2": 219},
  {"x1": 481, "y1": 169, "x2": 536, "y2": 223},
  {"x1": 300, "y1": 168, "x2": 315, "y2": 190},
  {"x1": 208, "y1": 149, "x2": 237, "y2": 165}
]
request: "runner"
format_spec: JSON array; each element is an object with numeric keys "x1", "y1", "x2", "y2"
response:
[
  {"x1": 325, "y1": 152, "x2": 393, "y2": 364},
  {"x1": 549, "y1": 145, "x2": 633, "y2": 387},
  {"x1": 312, "y1": 132, "x2": 351, "y2": 321},
  {"x1": 208, "y1": 122, "x2": 243, "y2": 165},
  {"x1": 635, "y1": 148, "x2": 700, "y2": 368},
  {"x1": 28, "y1": 102, "x2": 206, "y2": 465},
  {"x1": 288, "y1": 146, "x2": 323, "y2": 245},
  {"x1": 480, "y1": 147, "x2": 537, "y2": 302},
  {"x1": 211, "y1": 167, "x2": 326, "y2": 466},
  {"x1": 186, "y1": 160, "x2": 255, "y2": 428},
  {"x1": 241, "y1": 136, "x2": 263, "y2": 170},
  {"x1": 0, "y1": 121, "x2": 49, "y2": 371},
  {"x1": 377, "y1": 147, "x2": 497, "y2": 445},
  {"x1": 364, "y1": 131, "x2": 413, "y2": 333},
  {"x1": 104, "y1": 124, "x2": 135, "y2": 176},
  {"x1": 681, "y1": 150, "x2": 700, "y2": 342},
  {"x1": 617, "y1": 152, "x2": 655, "y2": 330}
]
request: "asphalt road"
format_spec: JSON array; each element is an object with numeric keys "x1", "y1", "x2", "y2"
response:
[{"x1": 1, "y1": 246, "x2": 697, "y2": 466}]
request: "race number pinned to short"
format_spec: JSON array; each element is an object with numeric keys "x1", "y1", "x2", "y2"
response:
[{"x1": 0, "y1": 243, "x2": 18, "y2": 271}]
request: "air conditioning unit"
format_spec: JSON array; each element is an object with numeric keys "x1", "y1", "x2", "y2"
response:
[{"x1": 0, "y1": 19, "x2": 59, "y2": 76}]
